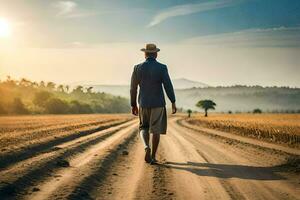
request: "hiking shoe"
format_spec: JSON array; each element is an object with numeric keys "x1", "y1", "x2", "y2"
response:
[{"x1": 145, "y1": 147, "x2": 151, "y2": 163}]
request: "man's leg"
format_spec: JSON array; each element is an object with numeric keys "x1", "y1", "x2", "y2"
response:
[
  {"x1": 139, "y1": 129, "x2": 150, "y2": 149},
  {"x1": 140, "y1": 129, "x2": 151, "y2": 163},
  {"x1": 151, "y1": 133, "x2": 160, "y2": 160}
]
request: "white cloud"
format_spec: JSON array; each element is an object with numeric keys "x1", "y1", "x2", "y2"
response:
[
  {"x1": 183, "y1": 26, "x2": 300, "y2": 47},
  {"x1": 147, "y1": 0, "x2": 239, "y2": 27},
  {"x1": 55, "y1": 1, "x2": 77, "y2": 16},
  {"x1": 53, "y1": 1, "x2": 98, "y2": 18}
]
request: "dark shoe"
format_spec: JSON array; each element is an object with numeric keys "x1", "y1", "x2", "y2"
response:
[
  {"x1": 145, "y1": 147, "x2": 151, "y2": 163},
  {"x1": 150, "y1": 158, "x2": 158, "y2": 165}
]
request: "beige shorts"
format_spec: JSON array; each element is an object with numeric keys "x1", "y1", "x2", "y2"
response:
[{"x1": 139, "y1": 107, "x2": 167, "y2": 134}]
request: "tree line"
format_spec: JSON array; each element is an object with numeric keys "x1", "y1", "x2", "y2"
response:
[{"x1": 0, "y1": 76, "x2": 130, "y2": 115}]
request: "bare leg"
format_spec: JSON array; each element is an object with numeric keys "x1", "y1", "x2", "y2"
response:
[
  {"x1": 151, "y1": 134, "x2": 160, "y2": 160},
  {"x1": 140, "y1": 129, "x2": 151, "y2": 163},
  {"x1": 139, "y1": 129, "x2": 150, "y2": 149}
]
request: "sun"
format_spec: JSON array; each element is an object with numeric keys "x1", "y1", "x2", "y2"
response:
[{"x1": 0, "y1": 18, "x2": 12, "y2": 38}]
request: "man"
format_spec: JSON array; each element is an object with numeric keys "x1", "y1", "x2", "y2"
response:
[{"x1": 130, "y1": 43, "x2": 177, "y2": 164}]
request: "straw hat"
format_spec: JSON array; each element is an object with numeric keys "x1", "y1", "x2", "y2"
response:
[{"x1": 141, "y1": 43, "x2": 160, "y2": 53}]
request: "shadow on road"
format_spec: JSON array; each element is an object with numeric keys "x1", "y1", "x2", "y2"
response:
[{"x1": 158, "y1": 161, "x2": 285, "y2": 180}]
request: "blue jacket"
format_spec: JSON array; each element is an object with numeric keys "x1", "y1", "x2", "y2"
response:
[{"x1": 130, "y1": 57, "x2": 176, "y2": 108}]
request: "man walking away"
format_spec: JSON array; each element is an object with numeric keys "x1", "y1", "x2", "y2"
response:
[{"x1": 130, "y1": 43, "x2": 177, "y2": 165}]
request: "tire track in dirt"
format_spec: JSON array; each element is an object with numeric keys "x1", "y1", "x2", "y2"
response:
[
  {"x1": 159, "y1": 122, "x2": 233, "y2": 200},
  {"x1": 0, "y1": 120, "x2": 136, "y2": 200},
  {"x1": 169, "y1": 122, "x2": 250, "y2": 200},
  {"x1": 128, "y1": 146, "x2": 175, "y2": 200},
  {"x1": 170, "y1": 118, "x2": 300, "y2": 200},
  {"x1": 81, "y1": 128, "x2": 175, "y2": 200},
  {"x1": 0, "y1": 119, "x2": 132, "y2": 169},
  {"x1": 67, "y1": 132, "x2": 139, "y2": 200},
  {"x1": 78, "y1": 135, "x2": 146, "y2": 200},
  {"x1": 21, "y1": 122, "x2": 138, "y2": 200}
]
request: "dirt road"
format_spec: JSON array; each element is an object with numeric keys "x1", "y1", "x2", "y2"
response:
[{"x1": 1, "y1": 117, "x2": 299, "y2": 200}]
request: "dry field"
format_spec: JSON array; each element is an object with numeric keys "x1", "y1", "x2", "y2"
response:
[
  {"x1": 0, "y1": 114, "x2": 132, "y2": 168},
  {"x1": 184, "y1": 114, "x2": 300, "y2": 147}
]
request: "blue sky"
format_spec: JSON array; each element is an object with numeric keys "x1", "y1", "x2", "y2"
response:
[
  {"x1": 0, "y1": 0, "x2": 300, "y2": 86},
  {"x1": 1, "y1": 0, "x2": 299, "y2": 45}
]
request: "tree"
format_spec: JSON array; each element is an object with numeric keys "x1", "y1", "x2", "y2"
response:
[
  {"x1": 57, "y1": 84, "x2": 65, "y2": 92},
  {"x1": 86, "y1": 86, "x2": 93, "y2": 94},
  {"x1": 253, "y1": 108, "x2": 262, "y2": 114},
  {"x1": 39, "y1": 81, "x2": 46, "y2": 88},
  {"x1": 69, "y1": 100, "x2": 92, "y2": 114},
  {"x1": 19, "y1": 78, "x2": 32, "y2": 87},
  {"x1": 11, "y1": 98, "x2": 29, "y2": 114},
  {"x1": 46, "y1": 82, "x2": 56, "y2": 90},
  {"x1": 45, "y1": 98, "x2": 69, "y2": 114},
  {"x1": 187, "y1": 109, "x2": 192, "y2": 118},
  {"x1": 65, "y1": 85, "x2": 70, "y2": 93},
  {"x1": 72, "y1": 86, "x2": 84, "y2": 94},
  {"x1": 196, "y1": 99, "x2": 216, "y2": 117},
  {"x1": 33, "y1": 91, "x2": 52, "y2": 107},
  {"x1": 32, "y1": 82, "x2": 39, "y2": 88}
]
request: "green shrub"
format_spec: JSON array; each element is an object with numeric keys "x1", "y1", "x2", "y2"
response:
[
  {"x1": 11, "y1": 98, "x2": 29, "y2": 114},
  {"x1": 69, "y1": 100, "x2": 93, "y2": 114},
  {"x1": 45, "y1": 98, "x2": 70, "y2": 114}
]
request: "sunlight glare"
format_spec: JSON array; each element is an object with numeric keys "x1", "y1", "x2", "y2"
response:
[{"x1": 0, "y1": 18, "x2": 12, "y2": 38}]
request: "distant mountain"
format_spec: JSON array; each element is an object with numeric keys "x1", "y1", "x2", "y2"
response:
[
  {"x1": 172, "y1": 78, "x2": 209, "y2": 89},
  {"x1": 81, "y1": 78, "x2": 208, "y2": 94}
]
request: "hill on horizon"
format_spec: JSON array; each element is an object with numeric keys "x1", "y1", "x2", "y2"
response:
[
  {"x1": 83, "y1": 78, "x2": 209, "y2": 99},
  {"x1": 172, "y1": 78, "x2": 209, "y2": 89},
  {"x1": 73, "y1": 78, "x2": 209, "y2": 89}
]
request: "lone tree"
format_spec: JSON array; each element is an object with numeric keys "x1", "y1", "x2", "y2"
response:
[
  {"x1": 196, "y1": 100, "x2": 216, "y2": 117},
  {"x1": 253, "y1": 108, "x2": 262, "y2": 114},
  {"x1": 187, "y1": 109, "x2": 192, "y2": 118}
]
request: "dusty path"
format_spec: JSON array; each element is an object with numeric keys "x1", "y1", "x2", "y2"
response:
[
  {"x1": 159, "y1": 118, "x2": 300, "y2": 200},
  {"x1": 1, "y1": 116, "x2": 299, "y2": 200}
]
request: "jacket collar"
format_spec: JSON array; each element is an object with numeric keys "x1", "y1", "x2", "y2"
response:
[{"x1": 146, "y1": 57, "x2": 156, "y2": 61}]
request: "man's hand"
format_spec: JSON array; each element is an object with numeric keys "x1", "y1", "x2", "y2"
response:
[
  {"x1": 172, "y1": 103, "x2": 177, "y2": 114},
  {"x1": 131, "y1": 106, "x2": 139, "y2": 116}
]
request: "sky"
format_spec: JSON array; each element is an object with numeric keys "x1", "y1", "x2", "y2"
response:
[{"x1": 0, "y1": 0, "x2": 299, "y2": 87}]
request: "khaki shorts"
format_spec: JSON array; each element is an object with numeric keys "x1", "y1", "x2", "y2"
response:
[{"x1": 139, "y1": 107, "x2": 167, "y2": 134}]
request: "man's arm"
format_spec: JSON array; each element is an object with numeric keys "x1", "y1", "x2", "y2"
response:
[
  {"x1": 162, "y1": 66, "x2": 177, "y2": 114},
  {"x1": 130, "y1": 66, "x2": 138, "y2": 115}
]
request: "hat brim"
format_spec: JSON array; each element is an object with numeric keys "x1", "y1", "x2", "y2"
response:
[{"x1": 141, "y1": 48, "x2": 160, "y2": 53}]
